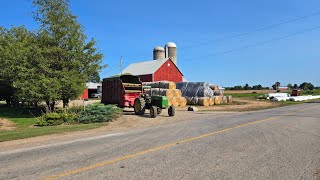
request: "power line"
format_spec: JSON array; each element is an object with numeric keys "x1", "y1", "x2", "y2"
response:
[
  {"x1": 124, "y1": 11, "x2": 320, "y2": 62},
  {"x1": 183, "y1": 25, "x2": 320, "y2": 61},
  {"x1": 102, "y1": 64, "x2": 120, "y2": 75},
  {"x1": 180, "y1": 10, "x2": 320, "y2": 50}
]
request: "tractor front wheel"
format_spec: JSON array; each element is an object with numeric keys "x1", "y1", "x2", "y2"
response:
[
  {"x1": 150, "y1": 106, "x2": 158, "y2": 118},
  {"x1": 168, "y1": 106, "x2": 175, "y2": 116},
  {"x1": 157, "y1": 108, "x2": 162, "y2": 114},
  {"x1": 134, "y1": 98, "x2": 146, "y2": 115}
]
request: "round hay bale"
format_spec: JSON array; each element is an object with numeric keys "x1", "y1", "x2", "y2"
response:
[
  {"x1": 209, "y1": 98, "x2": 214, "y2": 106},
  {"x1": 145, "y1": 88, "x2": 175, "y2": 98},
  {"x1": 214, "y1": 96, "x2": 221, "y2": 105},
  {"x1": 227, "y1": 96, "x2": 233, "y2": 104},
  {"x1": 174, "y1": 89, "x2": 182, "y2": 97},
  {"x1": 179, "y1": 97, "x2": 187, "y2": 107},
  {"x1": 198, "y1": 97, "x2": 210, "y2": 106},
  {"x1": 186, "y1": 97, "x2": 198, "y2": 105},
  {"x1": 170, "y1": 97, "x2": 180, "y2": 107},
  {"x1": 143, "y1": 81, "x2": 176, "y2": 90},
  {"x1": 222, "y1": 96, "x2": 228, "y2": 104}
]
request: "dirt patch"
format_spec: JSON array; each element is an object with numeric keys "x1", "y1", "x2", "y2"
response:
[
  {"x1": 176, "y1": 98, "x2": 282, "y2": 112},
  {"x1": 0, "y1": 118, "x2": 16, "y2": 130}
]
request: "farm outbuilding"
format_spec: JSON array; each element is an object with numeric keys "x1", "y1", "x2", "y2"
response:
[
  {"x1": 80, "y1": 82, "x2": 102, "y2": 99},
  {"x1": 122, "y1": 58, "x2": 183, "y2": 82}
]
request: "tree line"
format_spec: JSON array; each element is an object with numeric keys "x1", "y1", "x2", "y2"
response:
[
  {"x1": 0, "y1": 0, "x2": 104, "y2": 112},
  {"x1": 272, "y1": 82, "x2": 317, "y2": 90},
  {"x1": 225, "y1": 82, "x2": 319, "y2": 91},
  {"x1": 225, "y1": 84, "x2": 269, "y2": 90}
]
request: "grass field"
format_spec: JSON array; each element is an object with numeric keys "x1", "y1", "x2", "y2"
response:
[{"x1": 0, "y1": 105, "x2": 105, "y2": 142}]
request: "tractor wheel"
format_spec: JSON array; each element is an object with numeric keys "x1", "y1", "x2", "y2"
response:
[
  {"x1": 134, "y1": 98, "x2": 146, "y2": 115},
  {"x1": 168, "y1": 106, "x2": 175, "y2": 117},
  {"x1": 150, "y1": 106, "x2": 158, "y2": 118},
  {"x1": 157, "y1": 108, "x2": 162, "y2": 114}
]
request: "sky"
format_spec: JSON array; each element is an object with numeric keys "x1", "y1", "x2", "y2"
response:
[{"x1": 1, "y1": 0, "x2": 320, "y2": 87}]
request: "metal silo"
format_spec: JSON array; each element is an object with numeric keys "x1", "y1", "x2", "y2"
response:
[
  {"x1": 165, "y1": 42, "x2": 177, "y2": 65},
  {"x1": 153, "y1": 46, "x2": 165, "y2": 60}
]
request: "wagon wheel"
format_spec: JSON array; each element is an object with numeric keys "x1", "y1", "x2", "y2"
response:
[{"x1": 134, "y1": 98, "x2": 146, "y2": 115}]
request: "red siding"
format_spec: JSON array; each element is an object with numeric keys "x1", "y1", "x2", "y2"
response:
[
  {"x1": 154, "y1": 59, "x2": 182, "y2": 82},
  {"x1": 80, "y1": 89, "x2": 88, "y2": 100},
  {"x1": 138, "y1": 74, "x2": 153, "y2": 82}
]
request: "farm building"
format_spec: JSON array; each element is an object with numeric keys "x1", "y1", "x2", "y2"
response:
[
  {"x1": 122, "y1": 42, "x2": 183, "y2": 82},
  {"x1": 80, "y1": 82, "x2": 102, "y2": 99},
  {"x1": 123, "y1": 58, "x2": 183, "y2": 82}
]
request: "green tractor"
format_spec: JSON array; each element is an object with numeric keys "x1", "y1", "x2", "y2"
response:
[{"x1": 133, "y1": 92, "x2": 175, "y2": 118}]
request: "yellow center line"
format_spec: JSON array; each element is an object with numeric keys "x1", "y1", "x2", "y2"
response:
[{"x1": 44, "y1": 105, "x2": 319, "y2": 180}]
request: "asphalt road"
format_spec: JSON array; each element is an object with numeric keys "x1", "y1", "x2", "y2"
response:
[{"x1": 1, "y1": 103, "x2": 320, "y2": 180}]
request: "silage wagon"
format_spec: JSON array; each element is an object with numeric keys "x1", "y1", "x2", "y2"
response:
[{"x1": 101, "y1": 75, "x2": 143, "y2": 107}]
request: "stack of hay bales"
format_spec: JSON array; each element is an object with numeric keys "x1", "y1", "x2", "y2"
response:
[
  {"x1": 176, "y1": 82, "x2": 233, "y2": 106},
  {"x1": 143, "y1": 81, "x2": 187, "y2": 107}
]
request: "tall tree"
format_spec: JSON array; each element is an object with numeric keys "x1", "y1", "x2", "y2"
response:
[
  {"x1": 0, "y1": 26, "x2": 43, "y2": 106},
  {"x1": 299, "y1": 82, "x2": 314, "y2": 90},
  {"x1": 272, "y1": 82, "x2": 281, "y2": 90},
  {"x1": 287, "y1": 83, "x2": 293, "y2": 89},
  {"x1": 33, "y1": 0, "x2": 104, "y2": 109}
]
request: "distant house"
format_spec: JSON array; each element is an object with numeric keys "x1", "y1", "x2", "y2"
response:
[
  {"x1": 122, "y1": 58, "x2": 183, "y2": 82},
  {"x1": 278, "y1": 86, "x2": 289, "y2": 91}
]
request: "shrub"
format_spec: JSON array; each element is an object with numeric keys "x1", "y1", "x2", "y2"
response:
[
  {"x1": 37, "y1": 112, "x2": 78, "y2": 126},
  {"x1": 77, "y1": 104, "x2": 122, "y2": 124}
]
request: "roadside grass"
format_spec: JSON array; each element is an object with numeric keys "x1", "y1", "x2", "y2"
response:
[
  {"x1": 225, "y1": 93, "x2": 262, "y2": 98},
  {"x1": 0, "y1": 106, "x2": 106, "y2": 142}
]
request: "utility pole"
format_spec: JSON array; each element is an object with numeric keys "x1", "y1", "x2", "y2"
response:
[{"x1": 120, "y1": 56, "x2": 123, "y2": 75}]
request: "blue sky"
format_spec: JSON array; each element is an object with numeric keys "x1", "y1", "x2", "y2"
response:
[{"x1": 1, "y1": 0, "x2": 320, "y2": 87}]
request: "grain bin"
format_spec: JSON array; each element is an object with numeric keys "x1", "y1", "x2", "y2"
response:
[
  {"x1": 153, "y1": 46, "x2": 165, "y2": 60},
  {"x1": 165, "y1": 42, "x2": 177, "y2": 65}
]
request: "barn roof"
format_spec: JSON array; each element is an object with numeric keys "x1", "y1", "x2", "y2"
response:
[{"x1": 123, "y1": 58, "x2": 183, "y2": 76}]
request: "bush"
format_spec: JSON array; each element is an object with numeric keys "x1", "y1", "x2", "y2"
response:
[
  {"x1": 77, "y1": 104, "x2": 122, "y2": 124},
  {"x1": 37, "y1": 112, "x2": 78, "y2": 126}
]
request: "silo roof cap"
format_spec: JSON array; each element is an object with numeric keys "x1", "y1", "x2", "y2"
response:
[
  {"x1": 153, "y1": 46, "x2": 165, "y2": 51},
  {"x1": 165, "y1": 42, "x2": 177, "y2": 48}
]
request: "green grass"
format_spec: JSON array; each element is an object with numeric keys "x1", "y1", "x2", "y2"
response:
[
  {"x1": 301, "y1": 89, "x2": 320, "y2": 95},
  {"x1": 0, "y1": 106, "x2": 106, "y2": 142},
  {"x1": 225, "y1": 93, "x2": 263, "y2": 98}
]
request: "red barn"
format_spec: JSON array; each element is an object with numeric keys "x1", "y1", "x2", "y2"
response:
[{"x1": 122, "y1": 58, "x2": 183, "y2": 82}]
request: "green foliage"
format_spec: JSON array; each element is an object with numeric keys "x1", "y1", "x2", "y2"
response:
[
  {"x1": 0, "y1": 0, "x2": 104, "y2": 110},
  {"x1": 299, "y1": 82, "x2": 315, "y2": 90},
  {"x1": 37, "y1": 112, "x2": 78, "y2": 126},
  {"x1": 0, "y1": 106, "x2": 104, "y2": 142},
  {"x1": 272, "y1": 82, "x2": 281, "y2": 90},
  {"x1": 77, "y1": 104, "x2": 122, "y2": 124},
  {"x1": 225, "y1": 84, "x2": 269, "y2": 90}
]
